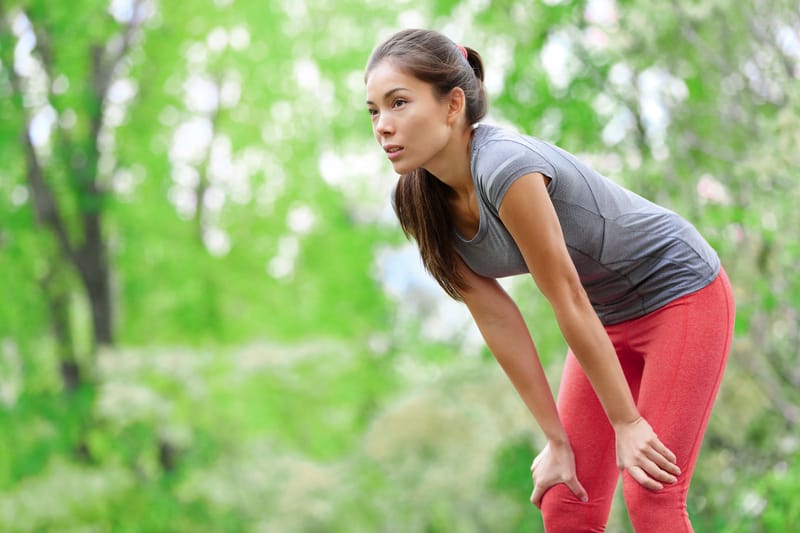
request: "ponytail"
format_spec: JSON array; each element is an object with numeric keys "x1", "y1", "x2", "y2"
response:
[{"x1": 393, "y1": 169, "x2": 468, "y2": 300}]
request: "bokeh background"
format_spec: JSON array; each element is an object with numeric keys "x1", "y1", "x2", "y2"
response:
[{"x1": 1, "y1": 0, "x2": 798, "y2": 531}]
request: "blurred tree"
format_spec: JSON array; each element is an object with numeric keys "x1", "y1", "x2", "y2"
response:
[{"x1": 0, "y1": 0, "x2": 151, "y2": 387}]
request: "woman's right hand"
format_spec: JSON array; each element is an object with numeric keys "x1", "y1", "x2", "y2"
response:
[{"x1": 530, "y1": 440, "x2": 589, "y2": 508}]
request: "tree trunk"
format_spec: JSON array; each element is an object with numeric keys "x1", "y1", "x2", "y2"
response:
[
  {"x1": 42, "y1": 267, "x2": 81, "y2": 390},
  {"x1": 77, "y1": 212, "x2": 114, "y2": 347}
]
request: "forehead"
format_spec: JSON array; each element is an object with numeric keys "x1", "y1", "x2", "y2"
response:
[{"x1": 365, "y1": 60, "x2": 428, "y2": 101}]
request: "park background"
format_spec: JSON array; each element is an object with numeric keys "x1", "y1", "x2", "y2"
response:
[{"x1": 1, "y1": 0, "x2": 798, "y2": 531}]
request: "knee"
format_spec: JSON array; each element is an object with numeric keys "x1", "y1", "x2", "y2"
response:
[
  {"x1": 540, "y1": 485, "x2": 610, "y2": 533},
  {"x1": 622, "y1": 479, "x2": 691, "y2": 532}
]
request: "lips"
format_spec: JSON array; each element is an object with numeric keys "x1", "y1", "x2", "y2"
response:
[{"x1": 383, "y1": 144, "x2": 404, "y2": 160}]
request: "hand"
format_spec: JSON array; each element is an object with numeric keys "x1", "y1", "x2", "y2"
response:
[
  {"x1": 614, "y1": 417, "x2": 681, "y2": 490},
  {"x1": 530, "y1": 441, "x2": 589, "y2": 508}
]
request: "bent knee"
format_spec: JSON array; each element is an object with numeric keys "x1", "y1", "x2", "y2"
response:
[
  {"x1": 622, "y1": 477, "x2": 688, "y2": 511},
  {"x1": 540, "y1": 485, "x2": 610, "y2": 533},
  {"x1": 622, "y1": 479, "x2": 691, "y2": 532}
]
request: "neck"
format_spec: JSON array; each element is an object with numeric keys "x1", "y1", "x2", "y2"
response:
[{"x1": 423, "y1": 125, "x2": 475, "y2": 198}]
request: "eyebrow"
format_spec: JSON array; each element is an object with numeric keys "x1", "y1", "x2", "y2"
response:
[{"x1": 365, "y1": 87, "x2": 408, "y2": 106}]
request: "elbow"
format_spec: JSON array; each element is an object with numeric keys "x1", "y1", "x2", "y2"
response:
[
  {"x1": 464, "y1": 280, "x2": 519, "y2": 326},
  {"x1": 545, "y1": 274, "x2": 593, "y2": 318}
]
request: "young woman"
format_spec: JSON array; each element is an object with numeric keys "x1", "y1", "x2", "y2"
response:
[{"x1": 365, "y1": 29, "x2": 735, "y2": 532}]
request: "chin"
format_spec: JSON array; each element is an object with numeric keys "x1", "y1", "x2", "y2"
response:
[{"x1": 390, "y1": 161, "x2": 417, "y2": 175}]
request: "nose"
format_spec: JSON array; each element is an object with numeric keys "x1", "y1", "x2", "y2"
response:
[{"x1": 375, "y1": 112, "x2": 394, "y2": 137}]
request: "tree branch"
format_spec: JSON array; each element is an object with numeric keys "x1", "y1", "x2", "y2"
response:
[
  {"x1": 670, "y1": 0, "x2": 737, "y2": 75},
  {"x1": 0, "y1": 6, "x2": 77, "y2": 263},
  {"x1": 21, "y1": 126, "x2": 78, "y2": 262},
  {"x1": 746, "y1": 311, "x2": 800, "y2": 428},
  {"x1": 81, "y1": 0, "x2": 149, "y2": 248},
  {"x1": 92, "y1": 0, "x2": 148, "y2": 110}
]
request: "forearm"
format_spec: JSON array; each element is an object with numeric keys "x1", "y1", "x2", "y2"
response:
[
  {"x1": 551, "y1": 291, "x2": 639, "y2": 427},
  {"x1": 471, "y1": 300, "x2": 568, "y2": 444}
]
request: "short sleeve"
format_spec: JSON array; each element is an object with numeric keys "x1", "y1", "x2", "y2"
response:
[{"x1": 474, "y1": 139, "x2": 556, "y2": 212}]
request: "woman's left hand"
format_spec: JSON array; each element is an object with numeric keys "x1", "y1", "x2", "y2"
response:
[{"x1": 614, "y1": 416, "x2": 681, "y2": 490}]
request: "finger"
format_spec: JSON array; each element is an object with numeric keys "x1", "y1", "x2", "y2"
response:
[
  {"x1": 627, "y1": 465, "x2": 664, "y2": 491},
  {"x1": 653, "y1": 439, "x2": 677, "y2": 464},
  {"x1": 639, "y1": 455, "x2": 678, "y2": 485},
  {"x1": 645, "y1": 440, "x2": 681, "y2": 483},
  {"x1": 565, "y1": 477, "x2": 589, "y2": 503},
  {"x1": 645, "y1": 448, "x2": 681, "y2": 479},
  {"x1": 649, "y1": 441, "x2": 681, "y2": 475},
  {"x1": 531, "y1": 484, "x2": 546, "y2": 508}
]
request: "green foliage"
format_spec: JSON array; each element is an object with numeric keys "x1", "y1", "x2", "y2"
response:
[
  {"x1": 0, "y1": 0, "x2": 798, "y2": 530},
  {"x1": 754, "y1": 459, "x2": 800, "y2": 532}
]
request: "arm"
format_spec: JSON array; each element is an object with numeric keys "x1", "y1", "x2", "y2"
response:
[
  {"x1": 456, "y1": 259, "x2": 567, "y2": 445},
  {"x1": 455, "y1": 257, "x2": 588, "y2": 504},
  {"x1": 496, "y1": 172, "x2": 679, "y2": 489}
]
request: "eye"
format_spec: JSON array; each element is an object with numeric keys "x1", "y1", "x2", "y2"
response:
[
  {"x1": 367, "y1": 108, "x2": 378, "y2": 118},
  {"x1": 392, "y1": 98, "x2": 407, "y2": 109}
]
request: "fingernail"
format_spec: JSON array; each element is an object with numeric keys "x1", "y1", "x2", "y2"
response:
[{"x1": 581, "y1": 496, "x2": 588, "y2": 503}]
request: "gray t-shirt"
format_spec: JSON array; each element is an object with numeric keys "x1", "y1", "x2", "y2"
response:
[{"x1": 453, "y1": 123, "x2": 720, "y2": 325}]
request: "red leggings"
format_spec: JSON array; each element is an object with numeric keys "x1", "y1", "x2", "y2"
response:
[{"x1": 540, "y1": 269, "x2": 735, "y2": 532}]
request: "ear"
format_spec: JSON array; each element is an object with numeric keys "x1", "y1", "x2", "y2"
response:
[{"x1": 446, "y1": 87, "x2": 466, "y2": 125}]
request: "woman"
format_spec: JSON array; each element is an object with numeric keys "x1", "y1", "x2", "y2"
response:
[{"x1": 365, "y1": 29, "x2": 735, "y2": 532}]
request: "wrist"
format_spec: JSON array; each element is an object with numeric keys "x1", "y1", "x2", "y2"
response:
[
  {"x1": 546, "y1": 433, "x2": 571, "y2": 449},
  {"x1": 611, "y1": 415, "x2": 643, "y2": 431}
]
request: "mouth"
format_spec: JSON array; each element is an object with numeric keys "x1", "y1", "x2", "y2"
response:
[{"x1": 383, "y1": 145, "x2": 404, "y2": 161}]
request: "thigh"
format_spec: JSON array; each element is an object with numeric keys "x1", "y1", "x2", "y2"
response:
[
  {"x1": 539, "y1": 350, "x2": 621, "y2": 524},
  {"x1": 622, "y1": 271, "x2": 736, "y2": 530},
  {"x1": 632, "y1": 271, "x2": 735, "y2": 476}
]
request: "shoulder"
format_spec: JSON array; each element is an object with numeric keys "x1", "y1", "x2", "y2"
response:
[
  {"x1": 471, "y1": 124, "x2": 557, "y2": 207},
  {"x1": 473, "y1": 125, "x2": 555, "y2": 174},
  {"x1": 472, "y1": 124, "x2": 530, "y2": 160}
]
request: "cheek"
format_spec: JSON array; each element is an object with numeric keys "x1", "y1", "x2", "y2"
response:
[
  {"x1": 413, "y1": 109, "x2": 445, "y2": 136},
  {"x1": 414, "y1": 117, "x2": 449, "y2": 147}
]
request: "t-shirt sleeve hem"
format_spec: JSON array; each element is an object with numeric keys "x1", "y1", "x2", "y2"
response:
[{"x1": 493, "y1": 164, "x2": 554, "y2": 210}]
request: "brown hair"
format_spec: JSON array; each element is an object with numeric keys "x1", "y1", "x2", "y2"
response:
[{"x1": 365, "y1": 29, "x2": 488, "y2": 300}]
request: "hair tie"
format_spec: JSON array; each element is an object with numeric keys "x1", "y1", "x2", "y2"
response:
[{"x1": 458, "y1": 45, "x2": 468, "y2": 60}]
